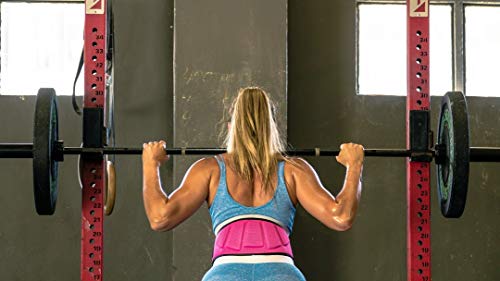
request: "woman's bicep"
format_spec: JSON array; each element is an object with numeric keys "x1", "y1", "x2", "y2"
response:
[{"x1": 292, "y1": 159, "x2": 344, "y2": 231}]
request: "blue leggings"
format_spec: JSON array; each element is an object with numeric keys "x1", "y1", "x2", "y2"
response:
[{"x1": 202, "y1": 263, "x2": 306, "y2": 281}]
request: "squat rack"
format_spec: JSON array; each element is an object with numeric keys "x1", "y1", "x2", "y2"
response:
[
  {"x1": 81, "y1": 1, "x2": 107, "y2": 280},
  {"x1": 77, "y1": 0, "x2": 433, "y2": 280},
  {"x1": 407, "y1": 0, "x2": 431, "y2": 280}
]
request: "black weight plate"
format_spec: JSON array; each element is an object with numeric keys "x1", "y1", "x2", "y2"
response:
[
  {"x1": 436, "y1": 91, "x2": 469, "y2": 218},
  {"x1": 33, "y1": 88, "x2": 59, "y2": 215}
]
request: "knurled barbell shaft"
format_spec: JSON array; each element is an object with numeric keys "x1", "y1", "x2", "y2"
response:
[
  {"x1": 64, "y1": 146, "x2": 500, "y2": 161},
  {"x1": 68, "y1": 147, "x2": 415, "y2": 157},
  {"x1": 64, "y1": 147, "x2": 411, "y2": 157}
]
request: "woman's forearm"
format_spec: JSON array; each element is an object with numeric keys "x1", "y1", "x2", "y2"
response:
[
  {"x1": 334, "y1": 164, "x2": 363, "y2": 227},
  {"x1": 142, "y1": 162, "x2": 169, "y2": 223}
]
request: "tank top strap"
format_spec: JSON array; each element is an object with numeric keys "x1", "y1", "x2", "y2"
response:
[
  {"x1": 274, "y1": 161, "x2": 287, "y2": 198},
  {"x1": 214, "y1": 155, "x2": 226, "y2": 173},
  {"x1": 213, "y1": 155, "x2": 230, "y2": 197},
  {"x1": 277, "y1": 161, "x2": 285, "y2": 184}
]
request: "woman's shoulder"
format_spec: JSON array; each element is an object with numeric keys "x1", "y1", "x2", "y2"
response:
[
  {"x1": 188, "y1": 157, "x2": 220, "y2": 176},
  {"x1": 283, "y1": 156, "x2": 319, "y2": 182},
  {"x1": 283, "y1": 156, "x2": 313, "y2": 172}
]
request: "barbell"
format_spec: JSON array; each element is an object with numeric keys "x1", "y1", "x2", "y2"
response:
[{"x1": 1, "y1": 89, "x2": 499, "y2": 218}]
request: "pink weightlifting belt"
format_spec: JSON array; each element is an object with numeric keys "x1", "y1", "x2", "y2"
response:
[{"x1": 212, "y1": 219, "x2": 293, "y2": 262}]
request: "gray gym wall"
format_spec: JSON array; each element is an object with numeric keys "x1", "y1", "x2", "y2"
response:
[{"x1": 0, "y1": 1, "x2": 499, "y2": 281}]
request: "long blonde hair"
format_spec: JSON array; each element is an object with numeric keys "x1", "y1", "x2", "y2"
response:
[{"x1": 224, "y1": 87, "x2": 286, "y2": 193}]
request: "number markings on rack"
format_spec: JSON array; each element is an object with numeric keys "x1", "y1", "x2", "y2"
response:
[
  {"x1": 81, "y1": 1, "x2": 107, "y2": 281},
  {"x1": 407, "y1": 0, "x2": 431, "y2": 280}
]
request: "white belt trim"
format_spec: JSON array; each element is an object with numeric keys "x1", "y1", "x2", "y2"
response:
[
  {"x1": 214, "y1": 214, "x2": 288, "y2": 235},
  {"x1": 213, "y1": 255, "x2": 294, "y2": 266}
]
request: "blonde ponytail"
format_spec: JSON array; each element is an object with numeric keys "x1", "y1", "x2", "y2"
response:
[{"x1": 224, "y1": 87, "x2": 286, "y2": 193}]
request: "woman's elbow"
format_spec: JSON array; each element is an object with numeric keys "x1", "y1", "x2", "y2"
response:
[
  {"x1": 329, "y1": 215, "x2": 355, "y2": 231},
  {"x1": 150, "y1": 223, "x2": 168, "y2": 232},
  {"x1": 149, "y1": 217, "x2": 174, "y2": 232}
]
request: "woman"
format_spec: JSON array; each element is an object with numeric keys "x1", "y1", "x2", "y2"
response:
[{"x1": 142, "y1": 87, "x2": 364, "y2": 281}]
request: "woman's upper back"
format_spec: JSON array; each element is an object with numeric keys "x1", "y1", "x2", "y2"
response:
[{"x1": 207, "y1": 154, "x2": 297, "y2": 235}]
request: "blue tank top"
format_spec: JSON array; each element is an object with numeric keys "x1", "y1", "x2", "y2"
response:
[{"x1": 209, "y1": 156, "x2": 296, "y2": 235}]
